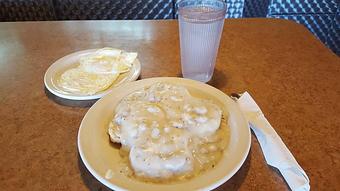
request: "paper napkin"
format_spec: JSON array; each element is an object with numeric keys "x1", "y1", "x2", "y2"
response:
[{"x1": 235, "y1": 92, "x2": 310, "y2": 191}]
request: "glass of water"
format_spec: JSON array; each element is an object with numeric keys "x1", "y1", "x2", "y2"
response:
[{"x1": 178, "y1": 0, "x2": 226, "y2": 82}]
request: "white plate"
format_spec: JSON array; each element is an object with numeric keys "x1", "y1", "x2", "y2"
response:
[
  {"x1": 44, "y1": 49, "x2": 141, "y2": 100},
  {"x1": 78, "y1": 77, "x2": 251, "y2": 191}
]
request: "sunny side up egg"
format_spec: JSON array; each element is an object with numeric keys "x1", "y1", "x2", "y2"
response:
[
  {"x1": 58, "y1": 48, "x2": 137, "y2": 95},
  {"x1": 108, "y1": 83, "x2": 229, "y2": 182}
]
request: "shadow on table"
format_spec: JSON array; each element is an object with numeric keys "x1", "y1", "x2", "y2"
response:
[
  {"x1": 269, "y1": 165, "x2": 291, "y2": 189},
  {"x1": 213, "y1": 150, "x2": 252, "y2": 191},
  {"x1": 78, "y1": 154, "x2": 112, "y2": 191},
  {"x1": 78, "y1": 149, "x2": 251, "y2": 191},
  {"x1": 208, "y1": 68, "x2": 228, "y2": 90},
  {"x1": 44, "y1": 87, "x2": 97, "y2": 107},
  {"x1": 176, "y1": 68, "x2": 228, "y2": 89}
]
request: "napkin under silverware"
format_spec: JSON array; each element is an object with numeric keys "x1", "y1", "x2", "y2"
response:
[{"x1": 233, "y1": 92, "x2": 310, "y2": 191}]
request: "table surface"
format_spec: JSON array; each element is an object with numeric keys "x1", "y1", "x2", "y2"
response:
[{"x1": 0, "y1": 19, "x2": 339, "y2": 191}]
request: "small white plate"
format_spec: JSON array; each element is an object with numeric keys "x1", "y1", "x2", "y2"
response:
[
  {"x1": 44, "y1": 49, "x2": 141, "y2": 100},
  {"x1": 78, "y1": 77, "x2": 251, "y2": 191}
]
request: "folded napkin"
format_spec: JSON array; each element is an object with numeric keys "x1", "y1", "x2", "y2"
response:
[{"x1": 235, "y1": 92, "x2": 310, "y2": 191}]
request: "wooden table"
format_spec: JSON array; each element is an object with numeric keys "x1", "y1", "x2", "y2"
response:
[{"x1": 0, "y1": 19, "x2": 339, "y2": 191}]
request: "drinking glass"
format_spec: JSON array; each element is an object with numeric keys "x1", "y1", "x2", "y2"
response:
[{"x1": 178, "y1": 0, "x2": 226, "y2": 82}]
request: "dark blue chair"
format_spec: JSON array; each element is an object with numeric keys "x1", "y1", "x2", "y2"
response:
[
  {"x1": 0, "y1": 0, "x2": 56, "y2": 21},
  {"x1": 0, "y1": 0, "x2": 338, "y2": 54},
  {"x1": 243, "y1": 0, "x2": 339, "y2": 55},
  {"x1": 53, "y1": 0, "x2": 174, "y2": 20}
]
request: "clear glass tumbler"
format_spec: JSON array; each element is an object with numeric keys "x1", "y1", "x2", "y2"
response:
[{"x1": 178, "y1": 0, "x2": 226, "y2": 82}]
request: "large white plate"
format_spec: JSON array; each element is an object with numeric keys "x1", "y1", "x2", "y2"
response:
[
  {"x1": 44, "y1": 49, "x2": 141, "y2": 100},
  {"x1": 78, "y1": 77, "x2": 251, "y2": 191}
]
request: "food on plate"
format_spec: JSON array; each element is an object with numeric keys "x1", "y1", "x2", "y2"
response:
[
  {"x1": 58, "y1": 47, "x2": 137, "y2": 95},
  {"x1": 79, "y1": 48, "x2": 137, "y2": 74},
  {"x1": 108, "y1": 82, "x2": 229, "y2": 182},
  {"x1": 59, "y1": 68, "x2": 119, "y2": 95}
]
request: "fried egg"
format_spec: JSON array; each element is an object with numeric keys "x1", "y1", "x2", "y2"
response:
[
  {"x1": 79, "y1": 47, "x2": 137, "y2": 74},
  {"x1": 108, "y1": 83, "x2": 226, "y2": 180},
  {"x1": 59, "y1": 68, "x2": 119, "y2": 95},
  {"x1": 58, "y1": 47, "x2": 137, "y2": 95}
]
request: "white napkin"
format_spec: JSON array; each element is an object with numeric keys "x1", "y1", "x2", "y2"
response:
[{"x1": 235, "y1": 92, "x2": 310, "y2": 191}]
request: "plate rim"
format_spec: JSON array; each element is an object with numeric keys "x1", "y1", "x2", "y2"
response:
[
  {"x1": 77, "y1": 77, "x2": 251, "y2": 191},
  {"x1": 44, "y1": 49, "x2": 141, "y2": 101}
]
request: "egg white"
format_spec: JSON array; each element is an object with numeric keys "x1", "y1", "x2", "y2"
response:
[
  {"x1": 59, "y1": 68, "x2": 118, "y2": 95},
  {"x1": 58, "y1": 47, "x2": 137, "y2": 95}
]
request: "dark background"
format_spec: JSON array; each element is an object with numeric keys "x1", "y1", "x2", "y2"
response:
[{"x1": 0, "y1": 0, "x2": 339, "y2": 55}]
